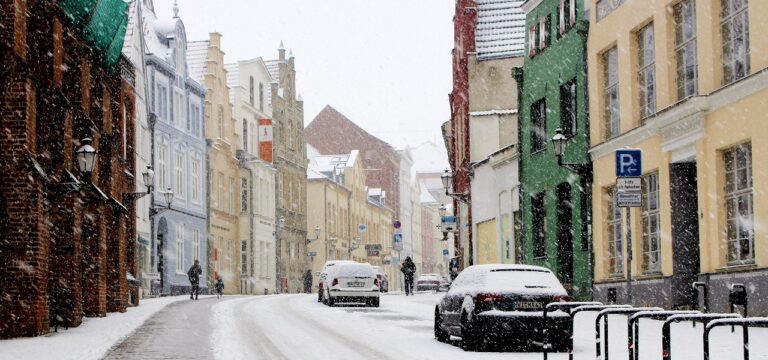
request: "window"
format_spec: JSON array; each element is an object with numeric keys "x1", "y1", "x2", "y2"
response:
[
  {"x1": 538, "y1": 16, "x2": 550, "y2": 50},
  {"x1": 157, "y1": 145, "x2": 167, "y2": 190},
  {"x1": 174, "y1": 90, "x2": 185, "y2": 128},
  {"x1": 217, "y1": 106, "x2": 224, "y2": 139},
  {"x1": 596, "y1": 0, "x2": 625, "y2": 22},
  {"x1": 674, "y1": 0, "x2": 698, "y2": 100},
  {"x1": 242, "y1": 119, "x2": 248, "y2": 151},
  {"x1": 259, "y1": 82, "x2": 264, "y2": 111},
  {"x1": 641, "y1": 172, "x2": 660, "y2": 272},
  {"x1": 218, "y1": 172, "x2": 224, "y2": 210},
  {"x1": 528, "y1": 25, "x2": 538, "y2": 58},
  {"x1": 531, "y1": 99, "x2": 547, "y2": 153},
  {"x1": 724, "y1": 143, "x2": 754, "y2": 263},
  {"x1": 217, "y1": 236, "x2": 223, "y2": 270},
  {"x1": 228, "y1": 177, "x2": 235, "y2": 213},
  {"x1": 175, "y1": 153, "x2": 184, "y2": 198},
  {"x1": 560, "y1": 80, "x2": 577, "y2": 136},
  {"x1": 721, "y1": 0, "x2": 750, "y2": 84},
  {"x1": 606, "y1": 186, "x2": 623, "y2": 276},
  {"x1": 191, "y1": 160, "x2": 200, "y2": 203},
  {"x1": 176, "y1": 224, "x2": 184, "y2": 273},
  {"x1": 532, "y1": 192, "x2": 546, "y2": 258},
  {"x1": 192, "y1": 229, "x2": 200, "y2": 261},
  {"x1": 190, "y1": 103, "x2": 201, "y2": 136},
  {"x1": 603, "y1": 47, "x2": 620, "y2": 139},
  {"x1": 241, "y1": 178, "x2": 249, "y2": 213},
  {"x1": 637, "y1": 23, "x2": 656, "y2": 120},
  {"x1": 558, "y1": 0, "x2": 577, "y2": 35},
  {"x1": 228, "y1": 239, "x2": 233, "y2": 272},
  {"x1": 156, "y1": 83, "x2": 169, "y2": 121},
  {"x1": 241, "y1": 241, "x2": 248, "y2": 274},
  {"x1": 249, "y1": 76, "x2": 255, "y2": 106}
]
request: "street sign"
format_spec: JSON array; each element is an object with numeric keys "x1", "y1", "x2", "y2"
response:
[
  {"x1": 393, "y1": 220, "x2": 401, "y2": 229},
  {"x1": 307, "y1": 251, "x2": 317, "y2": 257},
  {"x1": 142, "y1": 272, "x2": 160, "y2": 280},
  {"x1": 358, "y1": 223, "x2": 367, "y2": 233},
  {"x1": 616, "y1": 149, "x2": 642, "y2": 177},
  {"x1": 617, "y1": 191, "x2": 642, "y2": 208},
  {"x1": 617, "y1": 177, "x2": 641, "y2": 192},
  {"x1": 365, "y1": 244, "x2": 382, "y2": 257},
  {"x1": 137, "y1": 236, "x2": 150, "y2": 246},
  {"x1": 442, "y1": 249, "x2": 449, "y2": 257},
  {"x1": 393, "y1": 233, "x2": 403, "y2": 251},
  {"x1": 440, "y1": 215, "x2": 457, "y2": 233}
]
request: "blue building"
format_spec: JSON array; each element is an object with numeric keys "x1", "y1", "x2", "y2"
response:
[{"x1": 138, "y1": 0, "x2": 208, "y2": 295}]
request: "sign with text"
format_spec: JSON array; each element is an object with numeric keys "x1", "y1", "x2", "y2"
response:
[
  {"x1": 142, "y1": 272, "x2": 160, "y2": 280},
  {"x1": 307, "y1": 251, "x2": 317, "y2": 257},
  {"x1": 393, "y1": 233, "x2": 403, "y2": 251},
  {"x1": 441, "y1": 215, "x2": 457, "y2": 233},
  {"x1": 358, "y1": 223, "x2": 367, "y2": 233},
  {"x1": 617, "y1": 191, "x2": 642, "y2": 208},
  {"x1": 365, "y1": 244, "x2": 382, "y2": 257},
  {"x1": 617, "y1": 177, "x2": 641, "y2": 192},
  {"x1": 616, "y1": 149, "x2": 642, "y2": 177},
  {"x1": 258, "y1": 118, "x2": 273, "y2": 163}
]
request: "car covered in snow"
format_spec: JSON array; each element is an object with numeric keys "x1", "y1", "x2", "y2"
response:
[
  {"x1": 370, "y1": 265, "x2": 389, "y2": 292},
  {"x1": 318, "y1": 260, "x2": 356, "y2": 303},
  {"x1": 416, "y1": 273, "x2": 443, "y2": 292},
  {"x1": 324, "y1": 262, "x2": 380, "y2": 307},
  {"x1": 433, "y1": 264, "x2": 572, "y2": 351}
]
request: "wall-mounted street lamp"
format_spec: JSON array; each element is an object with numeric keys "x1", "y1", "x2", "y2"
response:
[
  {"x1": 305, "y1": 225, "x2": 321, "y2": 246},
  {"x1": 441, "y1": 169, "x2": 469, "y2": 202},
  {"x1": 76, "y1": 137, "x2": 97, "y2": 175},
  {"x1": 551, "y1": 128, "x2": 589, "y2": 174},
  {"x1": 123, "y1": 166, "x2": 157, "y2": 203}
]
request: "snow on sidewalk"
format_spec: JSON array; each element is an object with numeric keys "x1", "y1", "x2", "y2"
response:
[{"x1": 0, "y1": 295, "x2": 197, "y2": 360}]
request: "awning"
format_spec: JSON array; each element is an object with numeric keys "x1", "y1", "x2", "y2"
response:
[{"x1": 59, "y1": 0, "x2": 131, "y2": 68}]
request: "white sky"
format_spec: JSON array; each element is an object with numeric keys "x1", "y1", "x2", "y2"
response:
[{"x1": 155, "y1": 0, "x2": 452, "y2": 171}]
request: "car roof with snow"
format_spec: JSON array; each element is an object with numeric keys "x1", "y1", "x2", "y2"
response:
[
  {"x1": 328, "y1": 262, "x2": 374, "y2": 278},
  {"x1": 448, "y1": 263, "x2": 566, "y2": 295}
]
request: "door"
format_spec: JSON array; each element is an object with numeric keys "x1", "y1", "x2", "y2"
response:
[{"x1": 556, "y1": 183, "x2": 574, "y2": 293}]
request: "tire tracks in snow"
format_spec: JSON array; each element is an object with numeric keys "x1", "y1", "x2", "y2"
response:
[{"x1": 216, "y1": 296, "x2": 289, "y2": 360}]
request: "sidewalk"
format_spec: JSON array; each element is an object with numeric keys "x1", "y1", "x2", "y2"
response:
[{"x1": 0, "y1": 295, "x2": 198, "y2": 360}]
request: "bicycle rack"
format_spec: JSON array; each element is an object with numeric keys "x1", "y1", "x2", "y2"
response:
[
  {"x1": 704, "y1": 318, "x2": 768, "y2": 360},
  {"x1": 627, "y1": 310, "x2": 700, "y2": 360},
  {"x1": 661, "y1": 313, "x2": 742, "y2": 360},
  {"x1": 562, "y1": 304, "x2": 631, "y2": 360},
  {"x1": 541, "y1": 301, "x2": 602, "y2": 360},
  {"x1": 595, "y1": 307, "x2": 663, "y2": 360}
]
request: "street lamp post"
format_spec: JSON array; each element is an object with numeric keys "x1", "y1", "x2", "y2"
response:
[{"x1": 277, "y1": 216, "x2": 285, "y2": 293}]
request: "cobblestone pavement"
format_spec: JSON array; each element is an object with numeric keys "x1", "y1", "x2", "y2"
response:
[{"x1": 102, "y1": 297, "x2": 218, "y2": 360}]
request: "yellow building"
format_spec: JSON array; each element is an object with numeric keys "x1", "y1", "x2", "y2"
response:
[
  {"x1": 188, "y1": 33, "x2": 241, "y2": 294},
  {"x1": 306, "y1": 148, "x2": 395, "y2": 291},
  {"x1": 588, "y1": 0, "x2": 768, "y2": 312}
]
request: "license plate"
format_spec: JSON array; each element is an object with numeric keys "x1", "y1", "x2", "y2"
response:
[
  {"x1": 515, "y1": 301, "x2": 543, "y2": 310},
  {"x1": 347, "y1": 281, "x2": 366, "y2": 288}
]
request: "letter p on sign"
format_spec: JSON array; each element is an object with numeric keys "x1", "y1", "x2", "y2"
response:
[{"x1": 616, "y1": 149, "x2": 642, "y2": 177}]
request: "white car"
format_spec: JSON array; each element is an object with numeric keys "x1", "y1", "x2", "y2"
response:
[
  {"x1": 325, "y1": 262, "x2": 380, "y2": 307},
  {"x1": 318, "y1": 260, "x2": 356, "y2": 303}
]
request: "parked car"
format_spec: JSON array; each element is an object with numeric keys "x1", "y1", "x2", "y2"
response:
[
  {"x1": 318, "y1": 260, "x2": 355, "y2": 303},
  {"x1": 325, "y1": 262, "x2": 380, "y2": 307},
  {"x1": 370, "y1": 265, "x2": 389, "y2": 292},
  {"x1": 437, "y1": 275, "x2": 451, "y2": 292},
  {"x1": 416, "y1": 273, "x2": 442, "y2": 291},
  {"x1": 433, "y1": 264, "x2": 572, "y2": 351}
]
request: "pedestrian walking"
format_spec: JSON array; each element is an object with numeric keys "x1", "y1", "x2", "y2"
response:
[
  {"x1": 401, "y1": 256, "x2": 416, "y2": 296},
  {"x1": 215, "y1": 277, "x2": 224, "y2": 299},
  {"x1": 302, "y1": 270, "x2": 313, "y2": 294},
  {"x1": 187, "y1": 260, "x2": 202, "y2": 300}
]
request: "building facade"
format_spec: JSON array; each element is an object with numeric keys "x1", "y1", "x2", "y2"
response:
[
  {"x1": 227, "y1": 57, "x2": 278, "y2": 295},
  {"x1": 140, "y1": 1, "x2": 208, "y2": 295},
  {"x1": 0, "y1": 0, "x2": 135, "y2": 337},
  {"x1": 589, "y1": 0, "x2": 768, "y2": 314},
  {"x1": 269, "y1": 45, "x2": 308, "y2": 293},
  {"x1": 187, "y1": 33, "x2": 240, "y2": 294},
  {"x1": 516, "y1": 0, "x2": 591, "y2": 298}
]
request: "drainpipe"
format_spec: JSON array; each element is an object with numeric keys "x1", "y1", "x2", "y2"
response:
[{"x1": 205, "y1": 139, "x2": 212, "y2": 292}]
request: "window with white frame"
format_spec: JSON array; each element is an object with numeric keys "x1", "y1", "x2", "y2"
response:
[
  {"x1": 558, "y1": 0, "x2": 577, "y2": 35},
  {"x1": 176, "y1": 224, "x2": 184, "y2": 273},
  {"x1": 724, "y1": 142, "x2": 754, "y2": 263},
  {"x1": 174, "y1": 90, "x2": 184, "y2": 126},
  {"x1": 242, "y1": 119, "x2": 248, "y2": 151},
  {"x1": 259, "y1": 82, "x2": 264, "y2": 111},
  {"x1": 157, "y1": 144, "x2": 167, "y2": 190},
  {"x1": 191, "y1": 160, "x2": 200, "y2": 203},
  {"x1": 218, "y1": 172, "x2": 224, "y2": 210},
  {"x1": 241, "y1": 241, "x2": 248, "y2": 274},
  {"x1": 721, "y1": 0, "x2": 750, "y2": 85},
  {"x1": 603, "y1": 47, "x2": 620, "y2": 139},
  {"x1": 175, "y1": 153, "x2": 184, "y2": 199},
  {"x1": 190, "y1": 103, "x2": 201, "y2": 136},
  {"x1": 228, "y1": 177, "x2": 235, "y2": 213},
  {"x1": 606, "y1": 186, "x2": 623, "y2": 276},
  {"x1": 192, "y1": 229, "x2": 200, "y2": 261},
  {"x1": 227, "y1": 239, "x2": 233, "y2": 272},
  {"x1": 560, "y1": 80, "x2": 577, "y2": 136},
  {"x1": 531, "y1": 99, "x2": 547, "y2": 153},
  {"x1": 241, "y1": 178, "x2": 248, "y2": 213},
  {"x1": 249, "y1": 76, "x2": 255, "y2": 106},
  {"x1": 637, "y1": 23, "x2": 656, "y2": 120},
  {"x1": 674, "y1": 0, "x2": 698, "y2": 100},
  {"x1": 217, "y1": 236, "x2": 223, "y2": 271},
  {"x1": 596, "y1": 0, "x2": 625, "y2": 22},
  {"x1": 156, "y1": 83, "x2": 169, "y2": 121},
  {"x1": 641, "y1": 172, "x2": 660, "y2": 272}
]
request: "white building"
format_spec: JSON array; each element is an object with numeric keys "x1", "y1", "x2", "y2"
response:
[{"x1": 226, "y1": 58, "x2": 278, "y2": 294}]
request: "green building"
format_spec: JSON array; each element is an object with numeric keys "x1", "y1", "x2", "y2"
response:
[{"x1": 513, "y1": 0, "x2": 591, "y2": 299}]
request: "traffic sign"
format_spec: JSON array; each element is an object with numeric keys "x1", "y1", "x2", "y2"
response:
[
  {"x1": 142, "y1": 272, "x2": 160, "y2": 280},
  {"x1": 617, "y1": 191, "x2": 642, "y2": 208},
  {"x1": 358, "y1": 223, "x2": 367, "y2": 233},
  {"x1": 440, "y1": 215, "x2": 457, "y2": 233},
  {"x1": 365, "y1": 244, "x2": 382, "y2": 257},
  {"x1": 617, "y1": 177, "x2": 641, "y2": 192},
  {"x1": 393, "y1": 220, "x2": 401, "y2": 229},
  {"x1": 307, "y1": 251, "x2": 317, "y2": 257},
  {"x1": 442, "y1": 249, "x2": 449, "y2": 257},
  {"x1": 393, "y1": 233, "x2": 403, "y2": 251},
  {"x1": 616, "y1": 149, "x2": 642, "y2": 177}
]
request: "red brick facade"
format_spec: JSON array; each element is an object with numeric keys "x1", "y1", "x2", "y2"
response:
[
  {"x1": 306, "y1": 105, "x2": 401, "y2": 216},
  {"x1": 0, "y1": 0, "x2": 136, "y2": 338}
]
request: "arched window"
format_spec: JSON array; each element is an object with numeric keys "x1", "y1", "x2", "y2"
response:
[
  {"x1": 242, "y1": 118, "x2": 248, "y2": 150},
  {"x1": 249, "y1": 76, "x2": 255, "y2": 106},
  {"x1": 259, "y1": 82, "x2": 264, "y2": 111}
]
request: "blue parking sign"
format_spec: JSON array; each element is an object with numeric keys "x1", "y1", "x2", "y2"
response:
[{"x1": 616, "y1": 149, "x2": 642, "y2": 177}]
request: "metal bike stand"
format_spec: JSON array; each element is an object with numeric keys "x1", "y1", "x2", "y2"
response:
[
  {"x1": 595, "y1": 307, "x2": 663, "y2": 360},
  {"x1": 661, "y1": 313, "x2": 742, "y2": 360},
  {"x1": 541, "y1": 302, "x2": 602, "y2": 360},
  {"x1": 704, "y1": 318, "x2": 768, "y2": 360},
  {"x1": 565, "y1": 304, "x2": 631, "y2": 360},
  {"x1": 627, "y1": 310, "x2": 700, "y2": 360}
]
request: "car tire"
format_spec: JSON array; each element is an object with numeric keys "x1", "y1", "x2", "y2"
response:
[
  {"x1": 317, "y1": 290, "x2": 323, "y2": 303},
  {"x1": 434, "y1": 308, "x2": 449, "y2": 343},
  {"x1": 372, "y1": 297, "x2": 380, "y2": 308},
  {"x1": 327, "y1": 295, "x2": 335, "y2": 307},
  {"x1": 460, "y1": 311, "x2": 480, "y2": 351}
]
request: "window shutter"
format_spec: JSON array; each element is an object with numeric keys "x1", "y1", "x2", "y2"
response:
[
  {"x1": 529, "y1": 26, "x2": 537, "y2": 57},
  {"x1": 559, "y1": 0, "x2": 566, "y2": 35},
  {"x1": 570, "y1": 0, "x2": 577, "y2": 27}
]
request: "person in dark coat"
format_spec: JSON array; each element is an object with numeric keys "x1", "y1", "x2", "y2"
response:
[
  {"x1": 215, "y1": 277, "x2": 224, "y2": 299},
  {"x1": 303, "y1": 270, "x2": 313, "y2": 294},
  {"x1": 187, "y1": 260, "x2": 202, "y2": 300},
  {"x1": 401, "y1": 257, "x2": 416, "y2": 296}
]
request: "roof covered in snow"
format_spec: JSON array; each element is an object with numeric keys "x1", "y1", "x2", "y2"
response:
[
  {"x1": 307, "y1": 150, "x2": 359, "y2": 182},
  {"x1": 186, "y1": 40, "x2": 209, "y2": 84},
  {"x1": 475, "y1": 0, "x2": 526, "y2": 60}
]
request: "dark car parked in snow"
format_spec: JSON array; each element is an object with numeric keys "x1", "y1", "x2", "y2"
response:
[{"x1": 433, "y1": 264, "x2": 572, "y2": 351}]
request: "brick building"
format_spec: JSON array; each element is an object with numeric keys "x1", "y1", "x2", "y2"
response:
[{"x1": 0, "y1": 0, "x2": 135, "y2": 337}]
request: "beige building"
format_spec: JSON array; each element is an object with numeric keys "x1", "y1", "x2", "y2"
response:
[
  {"x1": 307, "y1": 147, "x2": 395, "y2": 290},
  {"x1": 188, "y1": 33, "x2": 241, "y2": 294},
  {"x1": 589, "y1": 0, "x2": 768, "y2": 312},
  {"x1": 270, "y1": 44, "x2": 309, "y2": 293}
]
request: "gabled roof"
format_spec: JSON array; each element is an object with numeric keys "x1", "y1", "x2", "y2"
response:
[
  {"x1": 264, "y1": 59, "x2": 281, "y2": 81},
  {"x1": 475, "y1": 0, "x2": 526, "y2": 60},
  {"x1": 186, "y1": 40, "x2": 209, "y2": 84}
]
